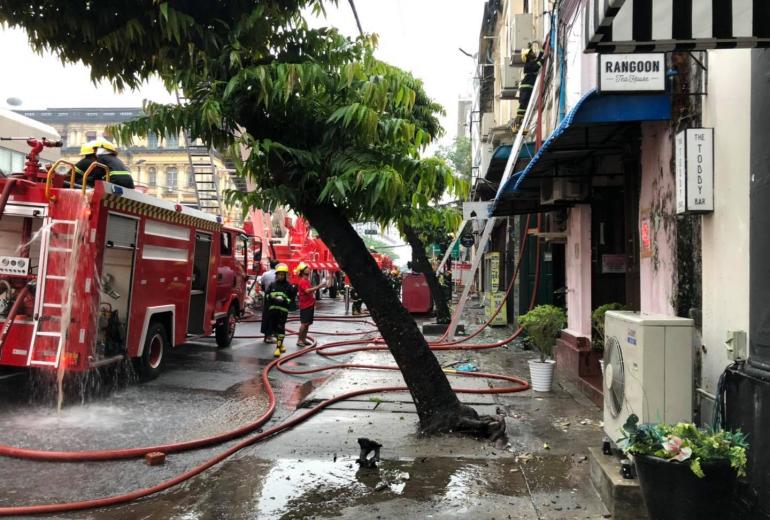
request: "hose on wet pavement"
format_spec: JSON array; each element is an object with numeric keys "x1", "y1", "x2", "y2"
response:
[
  {"x1": 0, "y1": 219, "x2": 542, "y2": 515},
  {"x1": 0, "y1": 320, "x2": 530, "y2": 515}
]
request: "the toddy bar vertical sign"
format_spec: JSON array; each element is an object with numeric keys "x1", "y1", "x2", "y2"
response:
[{"x1": 676, "y1": 128, "x2": 714, "y2": 214}]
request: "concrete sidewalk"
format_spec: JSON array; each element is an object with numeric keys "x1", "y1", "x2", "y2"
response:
[{"x1": 263, "y1": 330, "x2": 609, "y2": 519}]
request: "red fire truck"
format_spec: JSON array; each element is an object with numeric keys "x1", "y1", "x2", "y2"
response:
[{"x1": 0, "y1": 139, "x2": 247, "y2": 380}]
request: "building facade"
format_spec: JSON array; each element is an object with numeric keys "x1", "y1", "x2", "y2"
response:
[
  {"x1": 18, "y1": 107, "x2": 243, "y2": 225},
  {"x1": 473, "y1": 0, "x2": 768, "y2": 513},
  {"x1": 474, "y1": 0, "x2": 755, "y2": 421}
]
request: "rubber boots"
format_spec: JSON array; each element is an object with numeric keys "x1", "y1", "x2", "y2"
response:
[{"x1": 274, "y1": 335, "x2": 286, "y2": 357}]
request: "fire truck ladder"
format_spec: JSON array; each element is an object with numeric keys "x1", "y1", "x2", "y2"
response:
[
  {"x1": 184, "y1": 136, "x2": 223, "y2": 214},
  {"x1": 224, "y1": 158, "x2": 247, "y2": 192},
  {"x1": 27, "y1": 219, "x2": 77, "y2": 367}
]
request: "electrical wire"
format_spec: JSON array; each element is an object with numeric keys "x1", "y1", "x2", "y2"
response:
[{"x1": 347, "y1": 0, "x2": 364, "y2": 38}]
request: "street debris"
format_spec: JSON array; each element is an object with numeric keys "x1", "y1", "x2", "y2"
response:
[{"x1": 356, "y1": 437, "x2": 382, "y2": 468}]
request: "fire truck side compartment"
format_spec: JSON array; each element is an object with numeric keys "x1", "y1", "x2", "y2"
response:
[
  {"x1": 188, "y1": 233, "x2": 212, "y2": 335},
  {"x1": 99, "y1": 213, "x2": 139, "y2": 355}
]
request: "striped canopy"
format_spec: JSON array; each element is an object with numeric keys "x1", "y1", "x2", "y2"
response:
[{"x1": 586, "y1": 0, "x2": 770, "y2": 53}]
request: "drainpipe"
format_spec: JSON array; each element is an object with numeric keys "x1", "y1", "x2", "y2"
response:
[
  {"x1": 748, "y1": 47, "x2": 770, "y2": 374},
  {"x1": 725, "y1": 48, "x2": 770, "y2": 518}
]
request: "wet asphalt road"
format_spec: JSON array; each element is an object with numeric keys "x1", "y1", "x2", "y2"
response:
[
  {"x1": 0, "y1": 298, "x2": 366, "y2": 518},
  {"x1": 0, "y1": 298, "x2": 606, "y2": 519}
]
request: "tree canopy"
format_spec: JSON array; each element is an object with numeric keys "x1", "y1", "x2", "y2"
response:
[
  {"x1": 1, "y1": 0, "x2": 499, "y2": 434},
  {"x1": 436, "y1": 136, "x2": 472, "y2": 180},
  {"x1": 1, "y1": 2, "x2": 460, "y2": 226}
]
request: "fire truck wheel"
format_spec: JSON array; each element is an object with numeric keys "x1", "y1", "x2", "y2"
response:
[
  {"x1": 137, "y1": 322, "x2": 167, "y2": 381},
  {"x1": 215, "y1": 305, "x2": 237, "y2": 349}
]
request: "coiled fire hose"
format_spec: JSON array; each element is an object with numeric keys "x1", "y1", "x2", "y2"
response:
[{"x1": 0, "y1": 217, "x2": 542, "y2": 515}]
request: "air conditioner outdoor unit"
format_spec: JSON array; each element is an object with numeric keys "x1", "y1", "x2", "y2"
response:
[
  {"x1": 509, "y1": 13, "x2": 534, "y2": 66},
  {"x1": 603, "y1": 311, "x2": 694, "y2": 442},
  {"x1": 539, "y1": 178, "x2": 589, "y2": 205},
  {"x1": 481, "y1": 112, "x2": 495, "y2": 142},
  {"x1": 500, "y1": 64, "x2": 520, "y2": 99}
]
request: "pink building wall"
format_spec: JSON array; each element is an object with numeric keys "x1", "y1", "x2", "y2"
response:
[
  {"x1": 565, "y1": 204, "x2": 592, "y2": 337},
  {"x1": 638, "y1": 121, "x2": 676, "y2": 316}
]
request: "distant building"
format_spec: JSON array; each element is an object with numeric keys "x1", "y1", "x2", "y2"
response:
[
  {"x1": 18, "y1": 107, "x2": 243, "y2": 225},
  {"x1": 456, "y1": 99, "x2": 472, "y2": 139}
]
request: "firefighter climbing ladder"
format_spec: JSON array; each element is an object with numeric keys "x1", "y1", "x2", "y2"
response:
[
  {"x1": 27, "y1": 219, "x2": 77, "y2": 367},
  {"x1": 445, "y1": 70, "x2": 544, "y2": 339}
]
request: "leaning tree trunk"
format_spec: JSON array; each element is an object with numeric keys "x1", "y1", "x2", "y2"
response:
[
  {"x1": 301, "y1": 202, "x2": 471, "y2": 433},
  {"x1": 402, "y1": 224, "x2": 451, "y2": 324}
]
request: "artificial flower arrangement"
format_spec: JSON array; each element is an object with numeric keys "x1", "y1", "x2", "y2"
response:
[{"x1": 617, "y1": 414, "x2": 749, "y2": 478}]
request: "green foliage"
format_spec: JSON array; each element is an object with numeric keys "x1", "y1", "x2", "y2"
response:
[
  {"x1": 618, "y1": 414, "x2": 749, "y2": 478},
  {"x1": 360, "y1": 236, "x2": 396, "y2": 263},
  {"x1": 1, "y1": 2, "x2": 457, "y2": 229},
  {"x1": 591, "y1": 303, "x2": 625, "y2": 351},
  {"x1": 0, "y1": 1, "x2": 326, "y2": 90},
  {"x1": 517, "y1": 305, "x2": 566, "y2": 362},
  {"x1": 436, "y1": 136, "x2": 472, "y2": 179}
]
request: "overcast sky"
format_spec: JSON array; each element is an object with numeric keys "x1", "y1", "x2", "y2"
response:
[{"x1": 0, "y1": 0, "x2": 484, "y2": 145}]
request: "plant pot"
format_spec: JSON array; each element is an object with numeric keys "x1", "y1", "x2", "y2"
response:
[
  {"x1": 528, "y1": 359, "x2": 555, "y2": 392},
  {"x1": 633, "y1": 454, "x2": 738, "y2": 520}
]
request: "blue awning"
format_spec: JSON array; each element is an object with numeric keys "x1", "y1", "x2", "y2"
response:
[
  {"x1": 484, "y1": 142, "x2": 536, "y2": 185},
  {"x1": 491, "y1": 89, "x2": 671, "y2": 215}
]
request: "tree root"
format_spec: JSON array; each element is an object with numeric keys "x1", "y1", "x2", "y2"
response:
[{"x1": 419, "y1": 404, "x2": 508, "y2": 446}]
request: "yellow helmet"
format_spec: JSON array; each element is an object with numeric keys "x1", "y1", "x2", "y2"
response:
[
  {"x1": 97, "y1": 138, "x2": 118, "y2": 153},
  {"x1": 520, "y1": 48, "x2": 531, "y2": 62},
  {"x1": 294, "y1": 262, "x2": 309, "y2": 275},
  {"x1": 275, "y1": 263, "x2": 289, "y2": 273},
  {"x1": 80, "y1": 140, "x2": 98, "y2": 155}
]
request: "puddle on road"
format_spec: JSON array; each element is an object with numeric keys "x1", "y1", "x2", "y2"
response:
[
  {"x1": 106, "y1": 456, "x2": 543, "y2": 520},
  {"x1": 5, "y1": 403, "x2": 131, "y2": 430}
]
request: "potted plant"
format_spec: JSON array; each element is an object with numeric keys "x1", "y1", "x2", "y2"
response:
[
  {"x1": 618, "y1": 414, "x2": 748, "y2": 520},
  {"x1": 518, "y1": 304, "x2": 566, "y2": 392},
  {"x1": 591, "y1": 303, "x2": 624, "y2": 374}
]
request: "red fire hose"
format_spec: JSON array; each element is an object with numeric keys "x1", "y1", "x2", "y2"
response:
[
  {"x1": 0, "y1": 220, "x2": 544, "y2": 515},
  {"x1": 0, "y1": 320, "x2": 530, "y2": 516}
]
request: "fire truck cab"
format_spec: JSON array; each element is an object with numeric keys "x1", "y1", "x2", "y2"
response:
[{"x1": 0, "y1": 140, "x2": 247, "y2": 381}]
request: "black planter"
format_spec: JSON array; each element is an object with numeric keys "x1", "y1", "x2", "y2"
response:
[{"x1": 633, "y1": 454, "x2": 738, "y2": 520}]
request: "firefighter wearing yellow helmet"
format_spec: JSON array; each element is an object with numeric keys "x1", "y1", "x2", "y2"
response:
[
  {"x1": 264, "y1": 263, "x2": 296, "y2": 357},
  {"x1": 93, "y1": 138, "x2": 135, "y2": 189},
  {"x1": 74, "y1": 140, "x2": 99, "y2": 185},
  {"x1": 75, "y1": 138, "x2": 134, "y2": 189},
  {"x1": 515, "y1": 42, "x2": 544, "y2": 132}
]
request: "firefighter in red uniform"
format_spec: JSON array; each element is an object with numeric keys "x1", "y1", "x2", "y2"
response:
[
  {"x1": 264, "y1": 263, "x2": 295, "y2": 357},
  {"x1": 295, "y1": 262, "x2": 325, "y2": 346}
]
